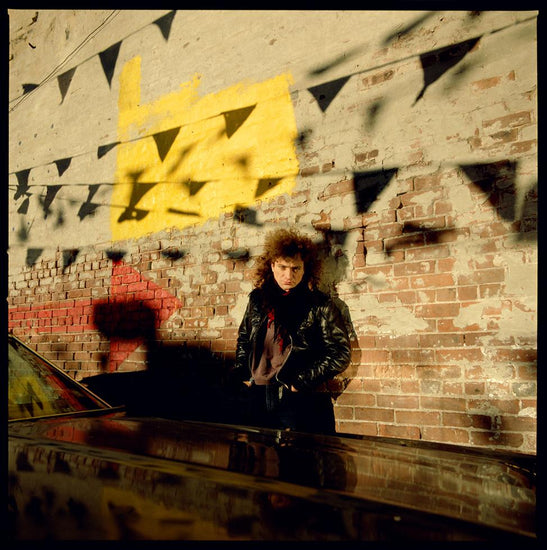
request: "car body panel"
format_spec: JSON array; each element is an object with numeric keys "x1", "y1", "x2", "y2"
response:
[{"x1": 9, "y1": 413, "x2": 536, "y2": 541}]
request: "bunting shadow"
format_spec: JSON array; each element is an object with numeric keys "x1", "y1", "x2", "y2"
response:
[
  {"x1": 414, "y1": 37, "x2": 481, "y2": 104},
  {"x1": 352, "y1": 168, "x2": 399, "y2": 213},
  {"x1": 308, "y1": 76, "x2": 351, "y2": 113},
  {"x1": 459, "y1": 160, "x2": 518, "y2": 222}
]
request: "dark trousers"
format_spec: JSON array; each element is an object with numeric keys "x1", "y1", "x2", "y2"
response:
[{"x1": 246, "y1": 384, "x2": 336, "y2": 435}]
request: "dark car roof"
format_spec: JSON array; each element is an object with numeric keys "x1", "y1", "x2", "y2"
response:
[{"x1": 9, "y1": 409, "x2": 536, "y2": 540}]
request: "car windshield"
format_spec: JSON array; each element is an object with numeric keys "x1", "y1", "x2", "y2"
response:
[{"x1": 8, "y1": 335, "x2": 111, "y2": 421}]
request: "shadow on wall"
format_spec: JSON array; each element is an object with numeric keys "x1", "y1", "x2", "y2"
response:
[
  {"x1": 316, "y1": 228, "x2": 362, "y2": 400},
  {"x1": 83, "y1": 231, "x2": 360, "y2": 425},
  {"x1": 84, "y1": 302, "x2": 360, "y2": 426},
  {"x1": 84, "y1": 300, "x2": 237, "y2": 423}
]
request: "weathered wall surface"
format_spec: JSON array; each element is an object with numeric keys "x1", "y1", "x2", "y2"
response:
[{"x1": 8, "y1": 10, "x2": 537, "y2": 452}]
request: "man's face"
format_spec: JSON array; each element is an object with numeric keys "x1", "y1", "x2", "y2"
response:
[{"x1": 271, "y1": 255, "x2": 305, "y2": 291}]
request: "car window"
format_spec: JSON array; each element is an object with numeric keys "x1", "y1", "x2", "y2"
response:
[{"x1": 8, "y1": 336, "x2": 110, "y2": 421}]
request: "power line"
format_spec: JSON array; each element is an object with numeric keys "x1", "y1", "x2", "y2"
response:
[{"x1": 9, "y1": 10, "x2": 121, "y2": 112}]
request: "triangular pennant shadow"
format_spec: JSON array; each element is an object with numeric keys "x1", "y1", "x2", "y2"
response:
[
  {"x1": 223, "y1": 105, "x2": 256, "y2": 138},
  {"x1": 62, "y1": 249, "x2": 80, "y2": 271},
  {"x1": 161, "y1": 248, "x2": 186, "y2": 261},
  {"x1": 153, "y1": 10, "x2": 176, "y2": 41},
  {"x1": 225, "y1": 248, "x2": 250, "y2": 261},
  {"x1": 57, "y1": 67, "x2": 77, "y2": 103},
  {"x1": 256, "y1": 178, "x2": 283, "y2": 198},
  {"x1": 153, "y1": 127, "x2": 181, "y2": 162},
  {"x1": 26, "y1": 248, "x2": 43, "y2": 267},
  {"x1": 41, "y1": 185, "x2": 62, "y2": 218},
  {"x1": 17, "y1": 219, "x2": 29, "y2": 242},
  {"x1": 459, "y1": 160, "x2": 518, "y2": 221},
  {"x1": 54, "y1": 157, "x2": 72, "y2": 177},
  {"x1": 415, "y1": 37, "x2": 481, "y2": 104},
  {"x1": 183, "y1": 180, "x2": 207, "y2": 196},
  {"x1": 78, "y1": 184, "x2": 102, "y2": 220},
  {"x1": 233, "y1": 205, "x2": 262, "y2": 227},
  {"x1": 99, "y1": 41, "x2": 122, "y2": 88},
  {"x1": 17, "y1": 197, "x2": 30, "y2": 215},
  {"x1": 308, "y1": 76, "x2": 351, "y2": 113},
  {"x1": 117, "y1": 182, "x2": 158, "y2": 222},
  {"x1": 353, "y1": 168, "x2": 399, "y2": 214},
  {"x1": 98, "y1": 142, "x2": 120, "y2": 158},
  {"x1": 22, "y1": 83, "x2": 39, "y2": 95},
  {"x1": 14, "y1": 169, "x2": 31, "y2": 200},
  {"x1": 106, "y1": 249, "x2": 126, "y2": 263}
]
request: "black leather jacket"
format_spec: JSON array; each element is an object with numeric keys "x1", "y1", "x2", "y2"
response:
[{"x1": 234, "y1": 286, "x2": 351, "y2": 392}]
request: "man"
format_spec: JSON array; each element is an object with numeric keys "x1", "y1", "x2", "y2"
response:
[{"x1": 232, "y1": 228, "x2": 351, "y2": 435}]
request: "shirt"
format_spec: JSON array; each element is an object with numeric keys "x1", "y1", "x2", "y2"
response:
[{"x1": 251, "y1": 318, "x2": 290, "y2": 385}]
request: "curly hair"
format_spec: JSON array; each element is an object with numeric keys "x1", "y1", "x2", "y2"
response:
[{"x1": 254, "y1": 228, "x2": 321, "y2": 289}]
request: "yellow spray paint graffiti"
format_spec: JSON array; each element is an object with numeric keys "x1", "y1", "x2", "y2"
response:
[{"x1": 112, "y1": 57, "x2": 299, "y2": 240}]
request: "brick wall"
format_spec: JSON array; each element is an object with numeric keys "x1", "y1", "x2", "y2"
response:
[{"x1": 8, "y1": 10, "x2": 537, "y2": 453}]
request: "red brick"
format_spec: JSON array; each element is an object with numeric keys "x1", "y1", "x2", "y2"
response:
[
  {"x1": 483, "y1": 111, "x2": 531, "y2": 129},
  {"x1": 422, "y1": 427, "x2": 469, "y2": 444},
  {"x1": 457, "y1": 286, "x2": 478, "y2": 300},
  {"x1": 354, "y1": 149, "x2": 379, "y2": 164},
  {"x1": 333, "y1": 406, "x2": 354, "y2": 420},
  {"x1": 355, "y1": 407, "x2": 394, "y2": 422},
  {"x1": 487, "y1": 128, "x2": 519, "y2": 143},
  {"x1": 137, "y1": 289, "x2": 156, "y2": 301},
  {"x1": 416, "y1": 303, "x2": 460, "y2": 318},
  {"x1": 362, "y1": 349, "x2": 391, "y2": 363},
  {"x1": 416, "y1": 364, "x2": 462, "y2": 378},
  {"x1": 410, "y1": 273, "x2": 455, "y2": 289},
  {"x1": 337, "y1": 421, "x2": 377, "y2": 437},
  {"x1": 464, "y1": 382, "x2": 485, "y2": 395},
  {"x1": 412, "y1": 173, "x2": 442, "y2": 191},
  {"x1": 420, "y1": 396, "x2": 467, "y2": 412},
  {"x1": 344, "y1": 379, "x2": 364, "y2": 393},
  {"x1": 376, "y1": 395, "x2": 420, "y2": 409},
  {"x1": 393, "y1": 260, "x2": 435, "y2": 276},
  {"x1": 384, "y1": 233, "x2": 425, "y2": 251},
  {"x1": 493, "y1": 348, "x2": 536, "y2": 363},
  {"x1": 435, "y1": 288, "x2": 457, "y2": 301},
  {"x1": 127, "y1": 281, "x2": 148, "y2": 292},
  {"x1": 379, "y1": 424, "x2": 421, "y2": 440},
  {"x1": 435, "y1": 348, "x2": 485, "y2": 362},
  {"x1": 510, "y1": 139, "x2": 536, "y2": 154},
  {"x1": 470, "y1": 431, "x2": 523, "y2": 448},
  {"x1": 375, "y1": 334, "x2": 419, "y2": 348},
  {"x1": 67, "y1": 324, "x2": 86, "y2": 333},
  {"x1": 395, "y1": 206, "x2": 415, "y2": 222},
  {"x1": 472, "y1": 75, "x2": 506, "y2": 91},
  {"x1": 300, "y1": 165, "x2": 320, "y2": 177},
  {"x1": 443, "y1": 412, "x2": 474, "y2": 427},
  {"x1": 10, "y1": 311, "x2": 26, "y2": 320},
  {"x1": 336, "y1": 392, "x2": 375, "y2": 407},
  {"x1": 468, "y1": 398, "x2": 520, "y2": 415},
  {"x1": 401, "y1": 380, "x2": 420, "y2": 393},
  {"x1": 225, "y1": 281, "x2": 242, "y2": 293}
]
